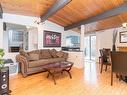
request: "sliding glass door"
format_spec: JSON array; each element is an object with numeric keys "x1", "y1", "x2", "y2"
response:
[
  {"x1": 84, "y1": 35, "x2": 96, "y2": 60},
  {"x1": 90, "y1": 36, "x2": 96, "y2": 60},
  {"x1": 84, "y1": 37, "x2": 90, "y2": 60}
]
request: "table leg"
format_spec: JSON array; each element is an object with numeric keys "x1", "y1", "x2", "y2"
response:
[
  {"x1": 52, "y1": 74, "x2": 56, "y2": 85},
  {"x1": 47, "y1": 70, "x2": 56, "y2": 85},
  {"x1": 65, "y1": 66, "x2": 72, "y2": 79},
  {"x1": 47, "y1": 73, "x2": 49, "y2": 78},
  {"x1": 64, "y1": 70, "x2": 72, "y2": 79}
]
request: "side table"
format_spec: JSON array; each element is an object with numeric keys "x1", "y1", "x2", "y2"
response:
[{"x1": 4, "y1": 59, "x2": 18, "y2": 76}]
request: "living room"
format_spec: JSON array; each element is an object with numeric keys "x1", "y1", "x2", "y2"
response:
[{"x1": 0, "y1": 0, "x2": 127, "y2": 95}]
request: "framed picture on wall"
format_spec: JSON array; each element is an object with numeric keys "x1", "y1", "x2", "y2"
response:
[
  {"x1": 120, "y1": 31, "x2": 127, "y2": 43},
  {"x1": 43, "y1": 30, "x2": 61, "y2": 47}
]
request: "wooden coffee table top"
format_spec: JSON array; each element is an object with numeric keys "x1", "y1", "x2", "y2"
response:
[{"x1": 44, "y1": 61, "x2": 73, "y2": 70}]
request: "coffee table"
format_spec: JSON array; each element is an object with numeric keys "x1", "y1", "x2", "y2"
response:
[{"x1": 44, "y1": 61, "x2": 73, "y2": 85}]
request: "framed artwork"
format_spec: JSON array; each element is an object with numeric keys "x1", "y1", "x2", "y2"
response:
[
  {"x1": 43, "y1": 30, "x2": 61, "y2": 47},
  {"x1": 119, "y1": 31, "x2": 127, "y2": 43}
]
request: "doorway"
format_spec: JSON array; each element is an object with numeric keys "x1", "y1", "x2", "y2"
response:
[{"x1": 84, "y1": 35, "x2": 96, "y2": 61}]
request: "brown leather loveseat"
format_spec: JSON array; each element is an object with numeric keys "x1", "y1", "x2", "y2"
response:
[{"x1": 16, "y1": 49, "x2": 68, "y2": 77}]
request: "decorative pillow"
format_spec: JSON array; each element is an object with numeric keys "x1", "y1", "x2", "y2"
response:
[
  {"x1": 56, "y1": 51, "x2": 64, "y2": 58},
  {"x1": 40, "y1": 49, "x2": 52, "y2": 59},
  {"x1": 28, "y1": 53, "x2": 39, "y2": 61},
  {"x1": 50, "y1": 49, "x2": 58, "y2": 58},
  {"x1": 63, "y1": 52, "x2": 68, "y2": 59}
]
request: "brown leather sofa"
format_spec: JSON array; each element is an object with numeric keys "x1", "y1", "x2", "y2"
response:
[{"x1": 16, "y1": 49, "x2": 68, "y2": 77}]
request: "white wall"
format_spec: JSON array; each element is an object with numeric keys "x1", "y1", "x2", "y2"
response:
[
  {"x1": 96, "y1": 27, "x2": 127, "y2": 61},
  {"x1": 37, "y1": 20, "x2": 80, "y2": 50},
  {"x1": 1, "y1": 13, "x2": 40, "y2": 62},
  {"x1": 27, "y1": 27, "x2": 38, "y2": 50},
  {"x1": 37, "y1": 20, "x2": 64, "y2": 50},
  {"x1": 116, "y1": 27, "x2": 127, "y2": 47},
  {"x1": 3, "y1": 13, "x2": 39, "y2": 27},
  {"x1": 1, "y1": 13, "x2": 80, "y2": 62},
  {"x1": 2, "y1": 13, "x2": 127, "y2": 63}
]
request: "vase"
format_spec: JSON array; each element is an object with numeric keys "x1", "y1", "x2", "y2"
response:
[{"x1": 112, "y1": 44, "x2": 116, "y2": 52}]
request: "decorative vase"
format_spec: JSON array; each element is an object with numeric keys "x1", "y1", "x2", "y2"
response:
[{"x1": 112, "y1": 44, "x2": 116, "y2": 52}]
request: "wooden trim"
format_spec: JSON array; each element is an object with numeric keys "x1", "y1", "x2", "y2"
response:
[
  {"x1": 41, "y1": 0, "x2": 71, "y2": 22},
  {"x1": 64, "y1": 3, "x2": 127, "y2": 30}
]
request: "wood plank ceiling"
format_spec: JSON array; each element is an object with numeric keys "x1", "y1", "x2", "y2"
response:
[
  {"x1": 49, "y1": 0, "x2": 125, "y2": 26},
  {"x1": 0, "y1": 0, "x2": 127, "y2": 32},
  {"x1": 72, "y1": 12, "x2": 127, "y2": 33},
  {"x1": 0, "y1": 0, "x2": 57, "y2": 17}
]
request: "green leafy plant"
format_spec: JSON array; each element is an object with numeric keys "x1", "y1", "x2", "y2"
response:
[{"x1": 0, "y1": 49, "x2": 5, "y2": 67}]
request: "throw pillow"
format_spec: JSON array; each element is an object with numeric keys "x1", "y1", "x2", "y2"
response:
[
  {"x1": 40, "y1": 49, "x2": 52, "y2": 59},
  {"x1": 50, "y1": 49, "x2": 58, "y2": 58},
  {"x1": 63, "y1": 52, "x2": 68, "y2": 59},
  {"x1": 56, "y1": 51, "x2": 64, "y2": 58}
]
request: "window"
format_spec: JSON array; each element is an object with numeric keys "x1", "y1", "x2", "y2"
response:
[
  {"x1": 3, "y1": 23, "x2": 29, "y2": 52},
  {"x1": 84, "y1": 35, "x2": 96, "y2": 60},
  {"x1": 8, "y1": 29, "x2": 25, "y2": 52},
  {"x1": 66, "y1": 36, "x2": 80, "y2": 47}
]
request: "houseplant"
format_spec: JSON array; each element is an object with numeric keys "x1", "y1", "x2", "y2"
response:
[
  {"x1": 112, "y1": 29, "x2": 118, "y2": 51},
  {"x1": 0, "y1": 49, "x2": 5, "y2": 68}
]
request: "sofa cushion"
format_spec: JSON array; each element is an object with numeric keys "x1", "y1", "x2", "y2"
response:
[
  {"x1": 28, "y1": 53, "x2": 39, "y2": 61},
  {"x1": 50, "y1": 49, "x2": 58, "y2": 58},
  {"x1": 27, "y1": 50, "x2": 40, "y2": 55},
  {"x1": 56, "y1": 51, "x2": 64, "y2": 58},
  {"x1": 27, "y1": 50, "x2": 40, "y2": 61},
  {"x1": 28, "y1": 58, "x2": 65, "y2": 68},
  {"x1": 40, "y1": 49, "x2": 52, "y2": 59}
]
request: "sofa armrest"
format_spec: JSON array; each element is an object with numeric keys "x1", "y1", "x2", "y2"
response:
[{"x1": 16, "y1": 54, "x2": 29, "y2": 77}]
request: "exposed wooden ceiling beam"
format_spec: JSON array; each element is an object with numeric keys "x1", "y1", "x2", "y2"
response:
[
  {"x1": 0, "y1": 3, "x2": 3, "y2": 18},
  {"x1": 41, "y1": 0, "x2": 71, "y2": 22},
  {"x1": 64, "y1": 2, "x2": 127, "y2": 30}
]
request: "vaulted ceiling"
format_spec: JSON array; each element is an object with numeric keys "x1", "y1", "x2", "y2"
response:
[
  {"x1": 72, "y1": 12, "x2": 127, "y2": 33},
  {"x1": 49, "y1": 0, "x2": 125, "y2": 26},
  {"x1": 0, "y1": 0, "x2": 127, "y2": 32}
]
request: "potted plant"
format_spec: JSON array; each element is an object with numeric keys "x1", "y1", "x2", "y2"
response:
[
  {"x1": 0, "y1": 49, "x2": 5, "y2": 68},
  {"x1": 112, "y1": 29, "x2": 118, "y2": 51}
]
